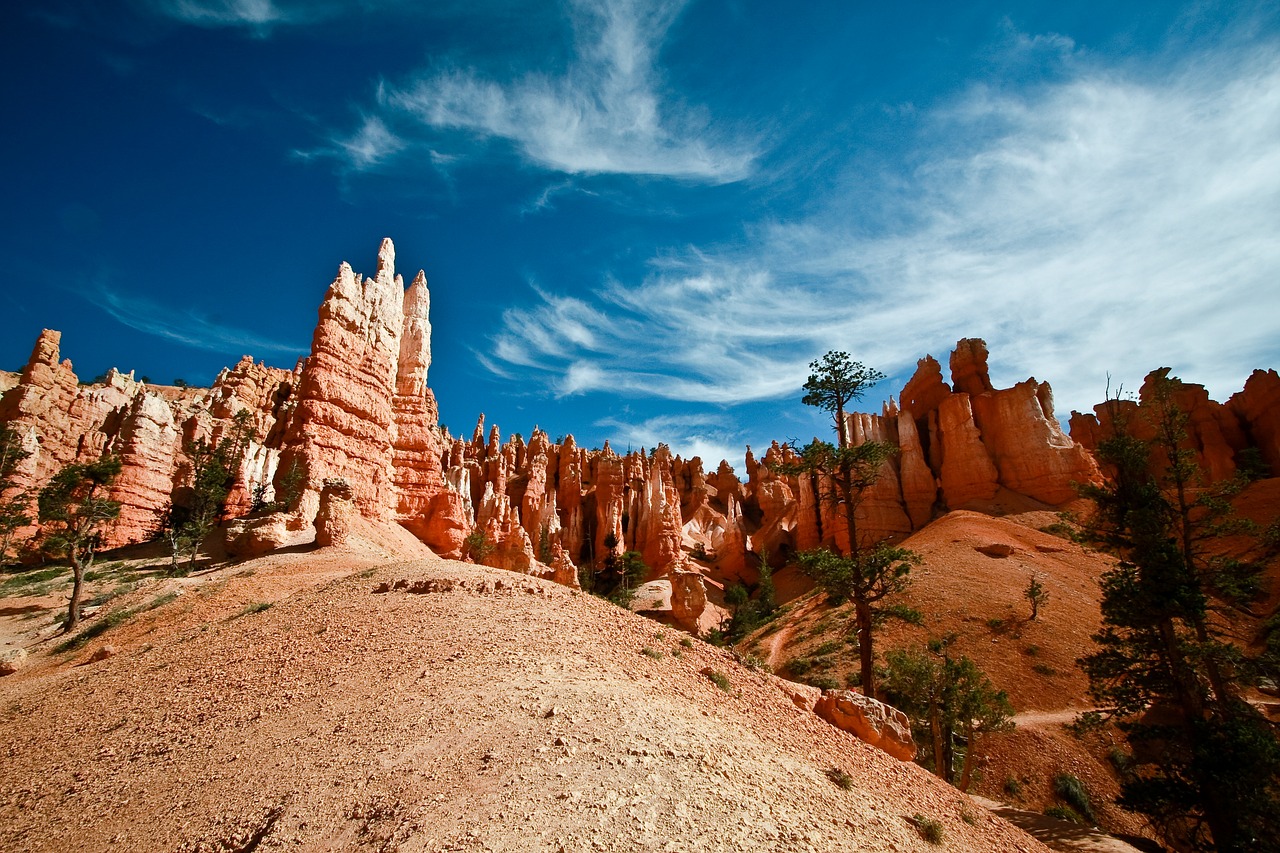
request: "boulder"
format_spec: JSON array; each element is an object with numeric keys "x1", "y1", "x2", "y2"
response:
[
  {"x1": 224, "y1": 512, "x2": 310, "y2": 559},
  {"x1": 814, "y1": 689, "x2": 917, "y2": 761},
  {"x1": 0, "y1": 647, "x2": 28, "y2": 676}
]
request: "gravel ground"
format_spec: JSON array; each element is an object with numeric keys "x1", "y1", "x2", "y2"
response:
[{"x1": 0, "y1": 548, "x2": 1050, "y2": 853}]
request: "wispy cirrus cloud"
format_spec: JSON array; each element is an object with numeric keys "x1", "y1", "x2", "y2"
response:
[
  {"x1": 488, "y1": 40, "x2": 1280, "y2": 420},
  {"x1": 594, "y1": 412, "x2": 743, "y2": 466},
  {"x1": 360, "y1": 0, "x2": 757, "y2": 181},
  {"x1": 84, "y1": 283, "x2": 306, "y2": 357},
  {"x1": 143, "y1": 0, "x2": 311, "y2": 33}
]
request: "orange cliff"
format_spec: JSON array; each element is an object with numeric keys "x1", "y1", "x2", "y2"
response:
[{"x1": 3, "y1": 240, "x2": 1274, "y2": 613}]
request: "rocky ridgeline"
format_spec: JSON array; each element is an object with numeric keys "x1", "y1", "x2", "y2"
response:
[{"x1": 3, "y1": 240, "x2": 1277, "y2": 611}]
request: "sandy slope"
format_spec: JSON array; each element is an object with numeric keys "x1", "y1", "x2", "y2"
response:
[
  {"x1": 742, "y1": 509, "x2": 1156, "y2": 840},
  {"x1": 0, "y1": 549, "x2": 1050, "y2": 853}
]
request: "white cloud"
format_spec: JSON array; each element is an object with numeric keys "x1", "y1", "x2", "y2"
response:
[
  {"x1": 594, "y1": 412, "x2": 745, "y2": 468},
  {"x1": 380, "y1": 0, "x2": 757, "y2": 181},
  {"x1": 488, "y1": 42, "x2": 1280, "y2": 420},
  {"x1": 331, "y1": 115, "x2": 406, "y2": 169},
  {"x1": 147, "y1": 0, "x2": 299, "y2": 32},
  {"x1": 85, "y1": 284, "x2": 306, "y2": 357}
]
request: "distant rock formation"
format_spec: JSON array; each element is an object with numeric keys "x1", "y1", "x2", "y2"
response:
[
  {"x1": 1071, "y1": 366, "x2": 1280, "y2": 482},
  {"x1": 3, "y1": 239, "x2": 1272, "y2": 612}
]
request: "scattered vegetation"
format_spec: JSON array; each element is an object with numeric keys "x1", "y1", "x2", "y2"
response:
[
  {"x1": 1044, "y1": 805, "x2": 1085, "y2": 824},
  {"x1": 235, "y1": 601, "x2": 272, "y2": 618},
  {"x1": 1003, "y1": 776, "x2": 1023, "y2": 798},
  {"x1": 1024, "y1": 573, "x2": 1048, "y2": 620},
  {"x1": 1039, "y1": 520, "x2": 1077, "y2": 541},
  {"x1": 876, "y1": 603, "x2": 924, "y2": 625},
  {"x1": 912, "y1": 814, "x2": 945, "y2": 845},
  {"x1": 826, "y1": 766, "x2": 854, "y2": 790},
  {"x1": 463, "y1": 529, "x2": 495, "y2": 564},
  {"x1": 54, "y1": 607, "x2": 133, "y2": 652},
  {"x1": 706, "y1": 670, "x2": 731, "y2": 692},
  {"x1": 1031, "y1": 663, "x2": 1057, "y2": 677},
  {"x1": 37, "y1": 456, "x2": 122, "y2": 630},
  {"x1": 641, "y1": 646, "x2": 663, "y2": 659},
  {"x1": 734, "y1": 651, "x2": 770, "y2": 672},
  {"x1": 679, "y1": 636, "x2": 693, "y2": 649},
  {"x1": 0, "y1": 565, "x2": 68, "y2": 597},
  {"x1": 1053, "y1": 774, "x2": 1097, "y2": 824}
]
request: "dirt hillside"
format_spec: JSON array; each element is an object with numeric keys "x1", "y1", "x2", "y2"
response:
[
  {"x1": 0, "y1": 547, "x2": 1049, "y2": 853},
  {"x1": 742, "y1": 509, "x2": 1158, "y2": 840}
]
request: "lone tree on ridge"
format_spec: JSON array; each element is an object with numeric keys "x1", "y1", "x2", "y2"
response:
[{"x1": 787, "y1": 351, "x2": 919, "y2": 697}]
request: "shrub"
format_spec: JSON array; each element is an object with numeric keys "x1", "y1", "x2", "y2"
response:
[
  {"x1": 878, "y1": 603, "x2": 924, "y2": 625},
  {"x1": 1032, "y1": 663, "x2": 1057, "y2": 676},
  {"x1": 826, "y1": 767, "x2": 853, "y2": 790},
  {"x1": 641, "y1": 647, "x2": 663, "y2": 659},
  {"x1": 1053, "y1": 774, "x2": 1096, "y2": 823},
  {"x1": 813, "y1": 640, "x2": 841, "y2": 656},
  {"x1": 807, "y1": 675, "x2": 840, "y2": 691},
  {"x1": 236, "y1": 601, "x2": 272, "y2": 618},
  {"x1": 53, "y1": 605, "x2": 138, "y2": 652},
  {"x1": 788, "y1": 657, "x2": 813, "y2": 676},
  {"x1": 706, "y1": 670, "x2": 731, "y2": 692},
  {"x1": 913, "y1": 814, "x2": 945, "y2": 845},
  {"x1": 679, "y1": 636, "x2": 693, "y2": 648},
  {"x1": 1044, "y1": 805, "x2": 1084, "y2": 824},
  {"x1": 1003, "y1": 777, "x2": 1023, "y2": 797},
  {"x1": 463, "y1": 530, "x2": 494, "y2": 563}
]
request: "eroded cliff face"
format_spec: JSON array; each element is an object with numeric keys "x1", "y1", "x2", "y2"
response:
[
  {"x1": 1070, "y1": 365, "x2": 1280, "y2": 483},
  {"x1": 4, "y1": 242, "x2": 1272, "y2": 608}
]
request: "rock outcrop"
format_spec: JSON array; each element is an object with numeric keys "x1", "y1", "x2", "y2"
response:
[
  {"x1": 815, "y1": 689, "x2": 917, "y2": 762},
  {"x1": 1072, "y1": 366, "x2": 1278, "y2": 484},
  {"x1": 6, "y1": 238, "x2": 1271, "y2": 621},
  {"x1": 276, "y1": 238, "x2": 408, "y2": 524}
]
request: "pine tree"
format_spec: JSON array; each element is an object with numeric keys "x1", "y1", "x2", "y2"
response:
[
  {"x1": 787, "y1": 352, "x2": 919, "y2": 696},
  {"x1": 1077, "y1": 375, "x2": 1280, "y2": 852},
  {"x1": 37, "y1": 457, "x2": 122, "y2": 631},
  {"x1": 163, "y1": 410, "x2": 257, "y2": 574},
  {"x1": 883, "y1": 638, "x2": 1013, "y2": 790}
]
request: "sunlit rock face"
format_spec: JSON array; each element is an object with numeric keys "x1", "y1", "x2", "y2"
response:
[{"x1": 6, "y1": 237, "x2": 1273, "y2": 607}]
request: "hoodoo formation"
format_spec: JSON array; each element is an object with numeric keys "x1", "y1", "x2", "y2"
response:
[
  {"x1": 1, "y1": 240, "x2": 1278, "y2": 853},
  {"x1": 1, "y1": 240, "x2": 1276, "y2": 607}
]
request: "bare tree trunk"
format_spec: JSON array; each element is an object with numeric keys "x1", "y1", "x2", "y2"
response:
[
  {"x1": 930, "y1": 705, "x2": 946, "y2": 781},
  {"x1": 66, "y1": 549, "x2": 85, "y2": 631},
  {"x1": 855, "y1": 598, "x2": 875, "y2": 696}
]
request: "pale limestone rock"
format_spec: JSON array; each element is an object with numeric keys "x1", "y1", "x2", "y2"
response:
[{"x1": 814, "y1": 689, "x2": 917, "y2": 762}]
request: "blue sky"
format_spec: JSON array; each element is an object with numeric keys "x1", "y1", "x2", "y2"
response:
[{"x1": 2, "y1": 1, "x2": 1278, "y2": 467}]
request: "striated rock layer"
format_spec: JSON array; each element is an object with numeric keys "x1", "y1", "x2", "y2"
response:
[{"x1": 5, "y1": 240, "x2": 1273, "y2": 613}]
